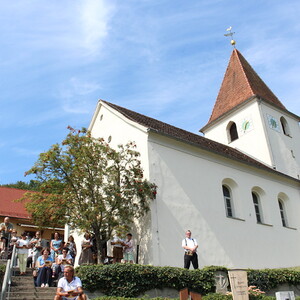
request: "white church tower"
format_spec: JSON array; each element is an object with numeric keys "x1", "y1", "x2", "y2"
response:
[{"x1": 200, "y1": 49, "x2": 300, "y2": 179}]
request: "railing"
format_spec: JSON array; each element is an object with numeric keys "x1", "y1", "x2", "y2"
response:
[{"x1": 0, "y1": 245, "x2": 17, "y2": 300}]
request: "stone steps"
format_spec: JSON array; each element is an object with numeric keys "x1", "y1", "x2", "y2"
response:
[
  {"x1": 6, "y1": 269, "x2": 57, "y2": 300},
  {"x1": 7, "y1": 287, "x2": 56, "y2": 300}
]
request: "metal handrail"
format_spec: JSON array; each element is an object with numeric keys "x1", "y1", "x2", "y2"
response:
[{"x1": 0, "y1": 245, "x2": 17, "y2": 300}]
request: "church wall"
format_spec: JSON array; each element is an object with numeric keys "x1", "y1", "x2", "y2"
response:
[
  {"x1": 89, "y1": 104, "x2": 149, "y2": 164},
  {"x1": 88, "y1": 102, "x2": 300, "y2": 269},
  {"x1": 89, "y1": 103, "x2": 154, "y2": 265},
  {"x1": 259, "y1": 103, "x2": 300, "y2": 179},
  {"x1": 203, "y1": 100, "x2": 273, "y2": 167},
  {"x1": 147, "y1": 133, "x2": 300, "y2": 269}
]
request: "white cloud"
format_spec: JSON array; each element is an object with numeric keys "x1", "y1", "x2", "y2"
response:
[
  {"x1": 0, "y1": 0, "x2": 116, "y2": 65},
  {"x1": 79, "y1": 0, "x2": 115, "y2": 56}
]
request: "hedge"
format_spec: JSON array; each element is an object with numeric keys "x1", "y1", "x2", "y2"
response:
[
  {"x1": 91, "y1": 295, "x2": 294, "y2": 300},
  {"x1": 76, "y1": 264, "x2": 218, "y2": 297},
  {"x1": 91, "y1": 295, "x2": 300, "y2": 300},
  {"x1": 247, "y1": 268, "x2": 300, "y2": 291},
  {"x1": 76, "y1": 264, "x2": 300, "y2": 298}
]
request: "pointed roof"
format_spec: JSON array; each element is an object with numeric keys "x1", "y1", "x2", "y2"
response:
[{"x1": 205, "y1": 49, "x2": 286, "y2": 126}]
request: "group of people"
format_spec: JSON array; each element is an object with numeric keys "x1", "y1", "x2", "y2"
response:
[
  {"x1": 110, "y1": 232, "x2": 134, "y2": 264},
  {"x1": 78, "y1": 232, "x2": 135, "y2": 265},
  {"x1": 35, "y1": 247, "x2": 86, "y2": 299},
  {"x1": 1, "y1": 217, "x2": 87, "y2": 299},
  {"x1": 2, "y1": 217, "x2": 199, "y2": 298}
]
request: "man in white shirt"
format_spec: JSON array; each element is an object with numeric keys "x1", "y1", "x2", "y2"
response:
[
  {"x1": 54, "y1": 265, "x2": 86, "y2": 300},
  {"x1": 182, "y1": 230, "x2": 198, "y2": 269}
]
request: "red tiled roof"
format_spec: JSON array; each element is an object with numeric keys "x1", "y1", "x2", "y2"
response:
[
  {"x1": 206, "y1": 49, "x2": 286, "y2": 125},
  {"x1": 102, "y1": 100, "x2": 298, "y2": 182},
  {"x1": 0, "y1": 187, "x2": 31, "y2": 219}
]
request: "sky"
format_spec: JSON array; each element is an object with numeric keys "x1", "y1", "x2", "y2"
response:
[{"x1": 1, "y1": 0, "x2": 300, "y2": 184}]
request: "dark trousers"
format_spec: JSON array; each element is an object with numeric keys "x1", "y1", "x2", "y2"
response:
[
  {"x1": 184, "y1": 253, "x2": 198, "y2": 269},
  {"x1": 36, "y1": 266, "x2": 52, "y2": 286},
  {"x1": 27, "y1": 256, "x2": 33, "y2": 268}
]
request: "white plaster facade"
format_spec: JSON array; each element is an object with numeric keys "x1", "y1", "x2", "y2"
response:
[{"x1": 87, "y1": 99, "x2": 300, "y2": 269}]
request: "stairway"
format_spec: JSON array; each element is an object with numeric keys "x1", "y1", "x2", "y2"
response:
[{"x1": 6, "y1": 268, "x2": 57, "y2": 300}]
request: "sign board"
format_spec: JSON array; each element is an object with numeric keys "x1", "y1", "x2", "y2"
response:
[{"x1": 228, "y1": 270, "x2": 249, "y2": 300}]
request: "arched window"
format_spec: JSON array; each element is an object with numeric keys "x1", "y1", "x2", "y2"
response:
[
  {"x1": 252, "y1": 192, "x2": 262, "y2": 223},
  {"x1": 227, "y1": 122, "x2": 239, "y2": 143},
  {"x1": 278, "y1": 199, "x2": 287, "y2": 227},
  {"x1": 223, "y1": 185, "x2": 233, "y2": 217},
  {"x1": 280, "y1": 117, "x2": 291, "y2": 137}
]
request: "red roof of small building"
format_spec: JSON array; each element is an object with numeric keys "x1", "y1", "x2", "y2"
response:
[
  {"x1": 206, "y1": 49, "x2": 286, "y2": 125},
  {"x1": 0, "y1": 187, "x2": 31, "y2": 219}
]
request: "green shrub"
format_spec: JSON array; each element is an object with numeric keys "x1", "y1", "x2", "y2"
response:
[
  {"x1": 92, "y1": 298, "x2": 177, "y2": 300},
  {"x1": 247, "y1": 268, "x2": 300, "y2": 291},
  {"x1": 76, "y1": 264, "x2": 216, "y2": 297},
  {"x1": 76, "y1": 264, "x2": 300, "y2": 298},
  {"x1": 91, "y1": 295, "x2": 277, "y2": 300}
]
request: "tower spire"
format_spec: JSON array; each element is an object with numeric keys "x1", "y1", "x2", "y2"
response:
[{"x1": 202, "y1": 49, "x2": 286, "y2": 129}]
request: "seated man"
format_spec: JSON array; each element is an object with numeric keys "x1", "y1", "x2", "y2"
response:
[{"x1": 54, "y1": 265, "x2": 87, "y2": 300}]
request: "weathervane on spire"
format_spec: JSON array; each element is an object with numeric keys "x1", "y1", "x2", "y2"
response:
[{"x1": 224, "y1": 26, "x2": 236, "y2": 48}]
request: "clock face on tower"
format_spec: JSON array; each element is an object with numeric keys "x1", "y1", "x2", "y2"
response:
[
  {"x1": 242, "y1": 120, "x2": 250, "y2": 131},
  {"x1": 240, "y1": 117, "x2": 253, "y2": 134},
  {"x1": 267, "y1": 114, "x2": 280, "y2": 132}
]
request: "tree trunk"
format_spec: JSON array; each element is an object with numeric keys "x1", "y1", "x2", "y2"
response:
[{"x1": 94, "y1": 234, "x2": 107, "y2": 264}]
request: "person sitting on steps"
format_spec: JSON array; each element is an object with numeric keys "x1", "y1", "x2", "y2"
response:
[
  {"x1": 54, "y1": 265, "x2": 87, "y2": 300},
  {"x1": 36, "y1": 247, "x2": 54, "y2": 287},
  {"x1": 52, "y1": 247, "x2": 73, "y2": 279}
]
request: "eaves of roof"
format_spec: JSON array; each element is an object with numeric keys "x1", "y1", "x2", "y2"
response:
[
  {"x1": 101, "y1": 100, "x2": 300, "y2": 184},
  {"x1": 200, "y1": 95, "x2": 300, "y2": 133}
]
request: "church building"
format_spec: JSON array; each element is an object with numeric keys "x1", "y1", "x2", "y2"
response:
[{"x1": 88, "y1": 49, "x2": 300, "y2": 269}]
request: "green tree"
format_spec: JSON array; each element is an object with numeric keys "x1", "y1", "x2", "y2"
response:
[
  {"x1": 23, "y1": 127, "x2": 157, "y2": 263},
  {"x1": 1, "y1": 180, "x2": 41, "y2": 191},
  {"x1": 18, "y1": 190, "x2": 68, "y2": 229}
]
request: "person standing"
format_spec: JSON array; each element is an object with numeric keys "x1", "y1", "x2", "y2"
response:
[
  {"x1": 16, "y1": 232, "x2": 30, "y2": 275},
  {"x1": 111, "y1": 234, "x2": 124, "y2": 263},
  {"x1": 64, "y1": 235, "x2": 77, "y2": 260},
  {"x1": 30, "y1": 231, "x2": 43, "y2": 266},
  {"x1": 182, "y1": 230, "x2": 198, "y2": 269},
  {"x1": 0, "y1": 217, "x2": 14, "y2": 250},
  {"x1": 8, "y1": 229, "x2": 18, "y2": 259},
  {"x1": 50, "y1": 232, "x2": 63, "y2": 261},
  {"x1": 78, "y1": 233, "x2": 93, "y2": 265},
  {"x1": 123, "y1": 233, "x2": 134, "y2": 263}
]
